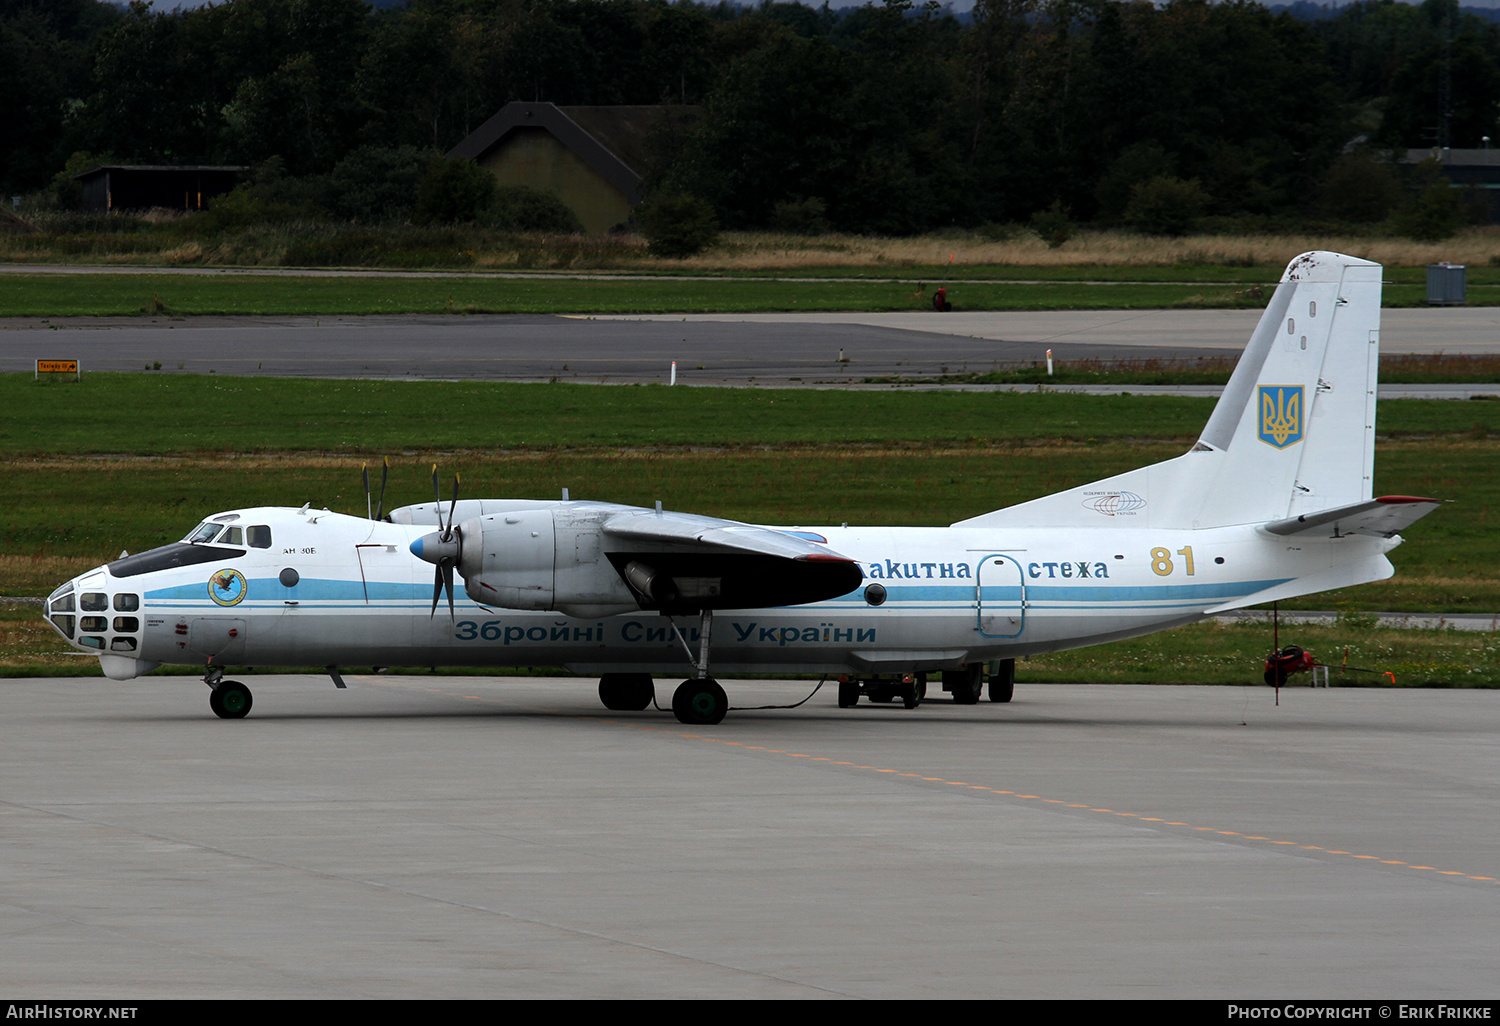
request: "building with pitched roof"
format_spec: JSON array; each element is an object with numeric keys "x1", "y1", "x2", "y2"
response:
[{"x1": 448, "y1": 102, "x2": 698, "y2": 233}]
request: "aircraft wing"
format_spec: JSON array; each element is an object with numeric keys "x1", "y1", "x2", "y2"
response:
[
  {"x1": 603, "y1": 510, "x2": 840, "y2": 560},
  {"x1": 599, "y1": 510, "x2": 863, "y2": 611},
  {"x1": 1261, "y1": 496, "x2": 1442, "y2": 539}
]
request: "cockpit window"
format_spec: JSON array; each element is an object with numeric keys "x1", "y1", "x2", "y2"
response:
[
  {"x1": 187, "y1": 523, "x2": 223, "y2": 544},
  {"x1": 221, "y1": 526, "x2": 243, "y2": 546},
  {"x1": 247, "y1": 525, "x2": 272, "y2": 548}
]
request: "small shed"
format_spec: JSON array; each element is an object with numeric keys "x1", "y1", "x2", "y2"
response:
[
  {"x1": 449, "y1": 103, "x2": 699, "y2": 234},
  {"x1": 72, "y1": 165, "x2": 245, "y2": 214}
]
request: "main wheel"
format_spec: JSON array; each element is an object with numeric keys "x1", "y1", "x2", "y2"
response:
[
  {"x1": 599, "y1": 673, "x2": 654, "y2": 711},
  {"x1": 988, "y1": 659, "x2": 1015, "y2": 703},
  {"x1": 210, "y1": 680, "x2": 252, "y2": 719},
  {"x1": 838, "y1": 679, "x2": 860, "y2": 708},
  {"x1": 672, "y1": 677, "x2": 728, "y2": 725}
]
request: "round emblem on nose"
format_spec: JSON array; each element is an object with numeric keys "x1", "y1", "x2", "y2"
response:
[{"x1": 208, "y1": 568, "x2": 247, "y2": 606}]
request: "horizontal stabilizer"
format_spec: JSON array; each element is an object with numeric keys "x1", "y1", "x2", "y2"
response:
[{"x1": 1261, "y1": 495, "x2": 1441, "y2": 539}]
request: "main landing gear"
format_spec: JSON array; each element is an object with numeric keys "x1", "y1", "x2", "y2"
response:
[{"x1": 204, "y1": 668, "x2": 252, "y2": 719}]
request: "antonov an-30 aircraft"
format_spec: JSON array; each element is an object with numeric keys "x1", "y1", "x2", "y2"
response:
[{"x1": 44, "y1": 251, "x2": 1438, "y2": 725}]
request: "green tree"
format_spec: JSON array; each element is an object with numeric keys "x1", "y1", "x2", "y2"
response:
[
  {"x1": 1124, "y1": 176, "x2": 1209, "y2": 236},
  {"x1": 413, "y1": 156, "x2": 496, "y2": 225},
  {"x1": 635, "y1": 194, "x2": 719, "y2": 257}
]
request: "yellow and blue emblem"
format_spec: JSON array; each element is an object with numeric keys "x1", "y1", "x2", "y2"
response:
[
  {"x1": 209, "y1": 568, "x2": 247, "y2": 606},
  {"x1": 1258, "y1": 385, "x2": 1303, "y2": 448}
]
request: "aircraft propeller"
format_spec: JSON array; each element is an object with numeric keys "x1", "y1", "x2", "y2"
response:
[
  {"x1": 425, "y1": 466, "x2": 461, "y2": 621},
  {"x1": 361, "y1": 457, "x2": 392, "y2": 521}
]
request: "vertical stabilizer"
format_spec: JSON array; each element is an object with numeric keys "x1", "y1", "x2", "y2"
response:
[{"x1": 955, "y1": 251, "x2": 1382, "y2": 531}]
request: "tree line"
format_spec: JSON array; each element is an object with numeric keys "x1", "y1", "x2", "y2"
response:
[{"x1": 4, "y1": 0, "x2": 1498, "y2": 235}]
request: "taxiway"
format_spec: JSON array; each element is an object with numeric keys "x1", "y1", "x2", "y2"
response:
[{"x1": 3, "y1": 675, "x2": 1497, "y2": 998}]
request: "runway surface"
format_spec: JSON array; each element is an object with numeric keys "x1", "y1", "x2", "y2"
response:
[
  {"x1": 3, "y1": 674, "x2": 1497, "y2": 998},
  {"x1": 2, "y1": 306, "x2": 1497, "y2": 384}
]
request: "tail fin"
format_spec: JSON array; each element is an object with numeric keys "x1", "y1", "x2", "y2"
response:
[{"x1": 956, "y1": 251, "x2": 1381, "y2": 531}]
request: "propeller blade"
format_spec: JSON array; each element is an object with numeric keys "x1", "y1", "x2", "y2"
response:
[
  {"x1": 430, "y1": 563, "x2": 444, "y2": 619},
  {"x1": 431, "y1": 464, "x2": 441, "y2": 518},
  {"x1": 374, "y1": 457, "x2": 390, "y2": 521},
  {"x1": 442, "y1": 558, "x2": 456, "y2": 621},
  {"x1": 362, "y1": 463, "x2": 371, "y2": 520},
  {"x1": 444, "y1": 474, "x2": 461, "y2": 540}
]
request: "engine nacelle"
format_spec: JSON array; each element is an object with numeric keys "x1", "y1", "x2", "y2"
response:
[{"x1": 457, "y1": 508, "x2": 638, "y2": 617}]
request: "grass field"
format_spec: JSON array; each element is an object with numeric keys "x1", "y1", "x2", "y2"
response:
[
  {"x1": 0, "y1": 269, "x2": 1491, "y2": 316},
  {"x1": 0, "y1": 374, "x2": 1492, "y2": 610},
  {"x1": 9, "y1": 221, "x2": 1500, "y2": 276},
  {"x1": 0, "y1": 271, "x2": 1289, "y2": 317}
]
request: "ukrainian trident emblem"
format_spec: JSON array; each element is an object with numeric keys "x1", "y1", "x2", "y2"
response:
[{"x1": 1258, "y1": 385, "x2": 1303, "y2": 448}]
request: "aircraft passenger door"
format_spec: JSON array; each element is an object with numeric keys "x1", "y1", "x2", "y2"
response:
[{"x1": 976, "y1": 553, "x2": 1026, "y2": 638}]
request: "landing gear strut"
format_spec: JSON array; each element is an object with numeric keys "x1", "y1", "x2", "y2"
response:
[{"x1": 667, "y1": 609, "x2": 728, "y2": 725}]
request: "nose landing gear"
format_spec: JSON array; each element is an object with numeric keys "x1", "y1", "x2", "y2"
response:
[
  {"x1": 204, "y1": 667, "x2": 252, "y2": 719},
  {"x1": 665, "y1": 609, "x2": 729, "y2": 725}
]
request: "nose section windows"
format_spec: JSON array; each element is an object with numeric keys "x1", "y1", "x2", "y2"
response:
[
  {"x1": 46, "y1": 582, "x2": 144, "y2": 646},
  {"x1": 247, "y1": 525, "x2": 272, "y2": 548},
  {"x1": 188, "y1": 523, "x2": 223, "y2": 544},
  {"x1": 45, "y1": 582, "x2": 76, "y2": 639}
]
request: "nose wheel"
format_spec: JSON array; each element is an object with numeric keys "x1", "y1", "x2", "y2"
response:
[{"x1": 208, "y1": 680, "x2": 253, "y2": 719}]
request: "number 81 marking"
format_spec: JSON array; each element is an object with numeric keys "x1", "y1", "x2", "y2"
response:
[{"x1": 1150, "y1": 546, "x2": 1195, "y2": 576}]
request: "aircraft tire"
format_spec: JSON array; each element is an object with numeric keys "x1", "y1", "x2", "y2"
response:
[
  {"x1": 901, "y1": 682, "x2": 922, "y2": 710},
  {"x1": 211, "y1": 680, "x2": 252, "y2": 719},
  {"x1": 989, "y1": 659, "x2": 1015, "y2": 703},
  {"x1": 599, "y1": 673, "x2": 654, "y2": 711},
  {"x1": 672, "y1": 677, "x2": 728, "y2": 725},
  {"x1": 838, "y1": 679, "x2": 860, "y2": 708}
]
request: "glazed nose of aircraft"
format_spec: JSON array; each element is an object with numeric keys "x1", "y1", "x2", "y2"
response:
[{"x1": 43, "y1": 569, "x2": 142, "y2": 653}]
